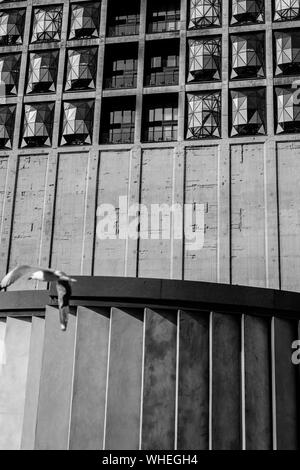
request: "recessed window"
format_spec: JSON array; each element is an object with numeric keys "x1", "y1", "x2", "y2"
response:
[
  {"x1": 231, "y1": 0, "x2": 265, "y2": 25},
  {"x1": 145, "y1": 40, "x2": 179, "y2": 86},
  {"x1": 189, "y1": 0, "x2": 221, "y2": 29},
  {"x1": 0, "y1": 53, "x2": 21, "y2": 96},
  {"x1": 274, "y1": 0, "x2": 300, "y2": 21},
  {"x1": 0, "y1": 105, "x2": 16, "y2": 149},
  {"x1": 186, "y1": 91, "x2": 221, "y2": 139},
  {"x1": 147, "y1": 0, "x2": 181, "y2": 33},
  {"x1": 188, "y1": 37, "x2": 222, "y2": 82},
  {"x1": 275, "y1": 86, "x2": 300, "y2": 134},
  {"x1": 230, "y1": 33, "x2": 265, "y2": 80},
  {"x1": 27, "y1": 50, "x2": 59, "y2": 94},
  {"x1": 21, "y1": 103, "x2": 55, "y2": 148},
  {"x1": 230, "y1": 88, "x2": 266, "y2": 136},
  {"x1": 69, "y1": 2, "x2": 101, "y2": 40},
  {"x1": 107, "y1": 0, "x2": 140, "y2": 37},
  {"x1": 65, "y1": 47, "x2": 98, "y2": 91},
  {"x1": 31, "y1": 6, "x2": 63, "y2": 44},
  {"x1": 274, "y1": 29, "x2": 300, "y2": 76},
  {"x1": 60, "y1": 100, "x2": 95, "y2": 146},
  {"x1": 142, "y1": 94, "x2": 178, "y2": 142},
  {"x1": 0, "y1": 9, "x2": 25, "y2": 45},
  {"x1": 100, "y1": 98, "x2": 136, "y2": 144},
  {"x1": 104, "y1": 44, "x2": 138, "y2": 89}
]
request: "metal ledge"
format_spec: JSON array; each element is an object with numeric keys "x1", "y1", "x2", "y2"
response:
[
  {"x1": 54, "y1": 277, "x2": 300, "y2": 317},
  {"x1": 0, "y1": 277, "x2": 300, "y2": 318}
]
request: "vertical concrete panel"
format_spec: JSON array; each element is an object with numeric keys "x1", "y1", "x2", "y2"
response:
[
  {"x1": 177, "y1": 311, "x2": 209, "y2": 450},
  {"x1": 9, "y1": 155, "x2": 48, "y2": 290},
  {"x1": 0, "y1": 157, "x2": 8, "y2": 232},
  {"x1": 35, "y1": 306, "x2": 76, "y2": 450},
  {"x1": 138, "y1": 148, "x2": 174, "y2": 279},
  {"x1": 0, "y1": 317, "x2": 31, "y2": 450},
  {"x1": 184, "y1": 146, "x2": 218, "y2": 282},
  {"x1": 0, "y1": 319, "x2": 6, "y2": 377},
  {"x1": 21, "y1": 316, "x2": 45, "y2": 450},
  {"x1": 105, "y1": 308, "x2": 143, "y2": 450},
  {"x1": 218, "y1": 142, "x2": 231, "y2": 284},
  {"x1": 274, "y1": 317, "x2": 299, "y2": 450},
  {"x1": 142, "y1": 309, "x2": 177, "y2": 450},
  {"x1": 69, "y1": 307, "x2": 110, "y2": 450},
  {"x1": 244, "y1": 315, "x2": 272, "y2": 450},
  {"x1": 277, "y1": 142, "x2": 300, "y2": 292},
  {"x1": 51, "y1": 152, "x2": 89, "y2": 275},
  {"x1": 94, "y1": 151, "x2": 131, "y2": 276},
  {"x1": 231, "y1": 144, "x2": 266, "y2": 288},
  {"x1": 212, "y1": 312, "x2": 241, "y2": 450}
]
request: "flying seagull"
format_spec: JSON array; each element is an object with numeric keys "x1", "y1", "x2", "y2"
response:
[{"x1": 0, "y1": 266, "x2": 77, "y2": 331}]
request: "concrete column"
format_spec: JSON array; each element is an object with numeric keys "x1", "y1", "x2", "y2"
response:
[
  {"x1": 105, "y1": 308, "x2": 144, "y2": 450},
  {"x1": 35, "y1": 306, "x2": 76, "y2": 450},
  {"x1": 51, "y1": 1, "x2": 70, "y2": 149},
  {"x1": 264, "y1": 0, "x2": 280, "y2": 289},
  {"x1": 21, "y1": 316, "x2": 45, "y2": 450},
  {"x1": 0, "y1": 317, "x2": 31, "y2": 450},
  {"x1": 69, "y1": 307, "x2": 110, "y2": 450},
  {"x1": 141, "y1": 308, "x2": 177, "y2": 450},
  {"x1": 81, "y1": 150, "x2": 99, "y2": 276}
]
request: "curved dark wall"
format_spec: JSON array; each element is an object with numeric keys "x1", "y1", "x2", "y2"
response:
[{"x1": 0, "y1": 278, "x2": 299, "y2": 450}]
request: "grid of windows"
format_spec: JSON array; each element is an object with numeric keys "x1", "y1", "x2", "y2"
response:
[
  {"x1": 107, "y1": 1, "x2": 140, "y2": 37},
  {"x1": 31, "y1": 6, "x2": 63, "y2": 44},
  {"x1": 143, "y1": 96, "x2": 178, "y2": 142},
  {"x1": 0, "y1": 9, "x2": 25, "y2": 45},
  {"x1": 101, "y1": 99, "x2": 136, "y2": 144},
  {"x1": 0, "y1": 0, "x2": 300, "y2": 150},
  {"x1": 69, "y1": 2, "x2": 101, "y2": 39},
  {"x1": 65, "y1": 47, "x2": 98, "y2": 91},
  {"x1": 147, "y1": 0, "x2": 181, "y2": 33},
  {"x1": 145, "y1": 40, "x2": 180, "y2": 86},
  {"x1": 0, "y1": 53, "x2": 21, "y2": 95},
  {"x1": 104, "y1": 45, "x2": 138, "y2": 89}
]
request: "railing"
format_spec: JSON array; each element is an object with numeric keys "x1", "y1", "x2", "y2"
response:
[
  {"x1": 0, "y1": 277, "x2": 299, "y2": 450},
  {"x1": 104, "y1": 74, "x2": 137, "y2": 89},
  {"x1": 107, "y1": 23, "x2": 140, "y2": 37},
  {"x1": 148, "y1": 19, "x2": 181, "y2": 34},
  {"x1": 100, "y1": 128, "x2": 135, "y2": 145},
  {"x1": 145, "y1": 70, "x2": 179, "y2": 87},
  {"x1": 144, "y1": 126, "x2": 178, "y2": 142}
]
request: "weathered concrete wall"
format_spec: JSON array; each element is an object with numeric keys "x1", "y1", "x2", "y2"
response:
[
  {"x1": 138, "y1": 148, "x2": 174, "y2": 279},
  {"x1": 51, "y1": 152, "x2": 89, "y2": 275},
  {"x1": 184, "y1": 146, "x2": 218, "y2": 283},
  {"x1": 0, "y1": 157, "x2": 7, "y2": 234},
  {"x1": 0, "y1": 0, "x2": 298, "y2": 291},
  {"x1": 0, "y1": 141, "x2": 299, "y2": 291},
  {"x1": 231, "y1": 144, "x2": 266, "y2": 288},
  {"x1": 277, "y1": 142, "x2": 300, "y2": 292},
  {"x1": 94, "y1": 150, "x2": 131, "y2": 276},
  {"x1": 9, "y1": 156, "x2": 48, "y2": 290}
]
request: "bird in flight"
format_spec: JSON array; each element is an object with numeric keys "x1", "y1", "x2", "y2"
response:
[{"x1": 0, "y1": 266, "x2": 77, "y2": 331}]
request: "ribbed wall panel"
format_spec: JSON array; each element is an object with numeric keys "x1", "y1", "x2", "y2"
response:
[{"x1": 0, "y1": 288, "x2": 299, "y2": 450}]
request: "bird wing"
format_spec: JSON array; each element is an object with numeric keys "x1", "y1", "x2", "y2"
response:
[
  {"x1": 56, "y1": 280, "x2": 72, "y2": 331},
  {"x1": 0, "y1": 265, "x2": 38, "y2": 290}
]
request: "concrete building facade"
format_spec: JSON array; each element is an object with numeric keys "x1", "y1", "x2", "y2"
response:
[
  {"x1": 0, "y1": 0, "x2": 300, "y2": 292},
  {"x1": 0, "y1": 1, "x2": 299, "y2": 451}
]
